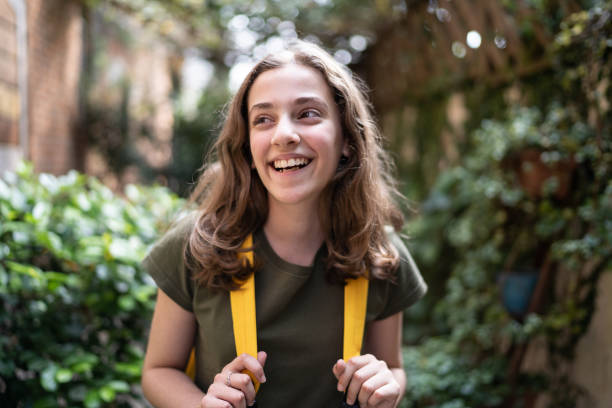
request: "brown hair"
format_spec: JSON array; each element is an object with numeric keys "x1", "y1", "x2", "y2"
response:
[{"x1": 185, "y1": 40, "x2": 404, "y2": 290}]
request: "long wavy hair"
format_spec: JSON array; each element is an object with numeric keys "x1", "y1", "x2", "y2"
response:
[{"x1": 185, "y1": 40, "x2": 405, "y2": 290}]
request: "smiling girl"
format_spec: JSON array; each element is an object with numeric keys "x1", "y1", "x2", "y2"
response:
[{"x1": 141, "y1": 40, "x2": 426, "y2": 408}]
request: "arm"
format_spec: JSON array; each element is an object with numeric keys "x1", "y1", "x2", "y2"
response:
[
  {"x1": 142, "y1": 289, "x2": 267, "y2": 408},
  {"x1": 363, "y1": 312, "x2": 406, "y2": 401},
  {"x1": 333, "y1": 312, "x2": 405, "y2": 408},
  {"x1": 141, "y1": 288, "x2": 204, "y2": 407}
]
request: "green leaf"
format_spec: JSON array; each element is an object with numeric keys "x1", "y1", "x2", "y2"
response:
[
  {"x1": 133, "y1": 284, "x2": 156, "y2": 303},
  {"x1": 119, "y1": 295, "x2": 136, "y2": 311},
  {"x1": 55, "y1": 368, "x2": 73, "y2": 383},
  {"x1": 108, "y1": 380, "x2": 130, "y2": 392},
  {"x1": 40, "y1": 364, "x2": 58, "y2": 391},
  {"x1": 114, "y1": 361, "x2": 142, "y2": 377},
  {"x1": 35, "y1": 230, "x2": 63, "y2": 254},
  {"x1": 84, "y1": 390, "x2": 101, "y2": 408},
  {"x1": 99, "y1": 385, "x2": 116, "y2": 402}
]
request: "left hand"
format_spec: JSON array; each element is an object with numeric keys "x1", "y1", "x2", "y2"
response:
[{"x1": 333, "y1": 354, "x2": 401, "y2": 408}]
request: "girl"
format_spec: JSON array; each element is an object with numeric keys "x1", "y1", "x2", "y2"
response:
[{"x1": 141, "y1": 40, "x2": 426, "y2": 408}]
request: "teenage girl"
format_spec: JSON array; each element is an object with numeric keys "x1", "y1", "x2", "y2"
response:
[{"x1": 141, "y1": 40, "x2": 426, "y2": 408}]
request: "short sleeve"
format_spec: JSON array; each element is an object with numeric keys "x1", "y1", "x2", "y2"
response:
[
  {"x1": 142, "y1": 213, "x2": 197, "y2": 312},
  {"x1": 368, "y1": 230, "x2": 427, "y2": 321}
]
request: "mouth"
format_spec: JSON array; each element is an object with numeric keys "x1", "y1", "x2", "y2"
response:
[{"x1": 271, "y1": 157, "x2": 312, "y2": 173}]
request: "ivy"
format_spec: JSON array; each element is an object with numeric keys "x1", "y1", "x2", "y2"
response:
[{"x1": 402, "y1": 2, "x2": 611, "y2": 405}]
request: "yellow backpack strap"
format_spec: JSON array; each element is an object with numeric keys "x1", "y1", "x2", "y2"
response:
[
  {"x1": 230, "y1": 233, "x2": 260, "y2": 392},
  {"x1": 184, "y1": 234, "x2": 258, "y2": 389},
  {"x1": 185, "y1": 349, "x2": 196, "y2": 380},
  {"x1": 343, "y1": 275, "x2": 369, "y2": 361}
]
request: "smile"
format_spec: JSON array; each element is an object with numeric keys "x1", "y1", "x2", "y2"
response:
[{"x1": 272, "y1": 157, "x2": 312, "y2": 173}]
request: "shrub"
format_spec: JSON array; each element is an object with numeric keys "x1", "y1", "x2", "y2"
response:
[{"x1": 0, "y1": 162, "x2": 183, "y2": 407}]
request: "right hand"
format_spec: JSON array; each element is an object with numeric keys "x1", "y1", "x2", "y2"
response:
[{"x1": 200, "y1": 351, "x2": 267, "y2": 408}]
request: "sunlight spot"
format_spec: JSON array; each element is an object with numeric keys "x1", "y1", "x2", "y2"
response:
[
  {"x1": 436, "y1": 8, "x2": 451, "y2": 22},
  {"x1": 451, "y1": 42, "x2": 467, "y2": 58},
  {"x1": 334, "y1": 49, "x2": 352, "y2": 65},
  {"x1": 466, "y1": 30, "x2": 482, "y2": 49},
  {"x1": 349, "y1": 35, "x2": 368, "y2": 52},
  {"x1": 229, "y1": 61, "x2": 255, "y2": 94},
  {"x1": 494, "y1": 35, "x2": 507, "y2": 49},
  {"x1": 180, "y1": 50, "x2": 214, "y2": 118},
  {"x1": 228, "y1": 14, "x2": 249, "y2": 31}
]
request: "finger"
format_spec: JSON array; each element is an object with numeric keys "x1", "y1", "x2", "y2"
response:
[
  {"x1": 345, "y1": 361, "x2": 382, "y2": 405},
  {"x1": 337, "y1": 354, "x2": 375, "y2": 393},
  {"x1": 333, "y1": 359, "x2": 346, "y2": 380},
  {"x1": 227, "y1": 372, "x2": 256, "y2": 406},
  {"x1": 203, "y1": 383, "x2": 236, "y2": 408},
  {"x1": 356, "y1": 371, "x2": 388, "y2": 407},
  {"x1": 257, "y1": 350, "x2": 267, "y2": 367},
  {"x1": 208, "y1": 381, "x2": 248, "y2": 408},
  {"x1": 367, "y1": 382, "x2": 401, "y2": 408},
  {"x1": 200, "y1": 394, "x2": 234, "y2": 408},
  {"x1": 225, "y1": 353, "x2": 267, "y2": 384}
]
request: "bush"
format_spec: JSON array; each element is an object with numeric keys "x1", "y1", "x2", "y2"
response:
[{"x1": 0, "y1": 163, "x2": 183, "y2": 407}]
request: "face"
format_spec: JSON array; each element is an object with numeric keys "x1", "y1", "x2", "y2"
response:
[{"x1": 247, "y1": 63, "x2": 347, "y2": 208}]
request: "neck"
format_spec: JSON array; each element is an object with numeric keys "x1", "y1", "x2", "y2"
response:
[{"x1": 263, "y1": 199, "x2": 324, "y2": 267}]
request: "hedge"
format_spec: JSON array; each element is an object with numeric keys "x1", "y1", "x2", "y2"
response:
[{"x1": 0, "y1": 162, "x2": 183, "y2": 407}]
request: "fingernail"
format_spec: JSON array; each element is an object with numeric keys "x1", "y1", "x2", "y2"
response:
[{"x1": 337, "y1": 384, "x2": 344, "y2": 392}]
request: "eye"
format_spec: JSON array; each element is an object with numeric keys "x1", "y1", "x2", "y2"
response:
[
  {"x1": 299, "y1": 109, "x2": 321, "y2": 119},
  {"x1": 252, "y1": 116, "x2": 272, "y2": 126}
]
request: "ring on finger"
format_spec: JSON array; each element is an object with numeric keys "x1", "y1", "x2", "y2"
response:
[{"x1": 226, "y1": 371, "x2": 233, "y2": 387}]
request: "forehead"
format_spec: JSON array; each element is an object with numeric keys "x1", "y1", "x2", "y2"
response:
[{"x1": 247, "y1": 63, "x2": 335, "y2": 108}]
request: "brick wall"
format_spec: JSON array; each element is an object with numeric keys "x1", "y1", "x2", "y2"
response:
[
  {"x1": 27, "y1": 0, "x2": 83, "y2": 174},
  {"x1": 0, "y1": 0, "x2": 19, "y2": 146}
]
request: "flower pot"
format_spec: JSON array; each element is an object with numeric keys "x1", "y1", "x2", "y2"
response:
[{"x1": 499, "y1": 269, "x2": 539, "y2": 318}]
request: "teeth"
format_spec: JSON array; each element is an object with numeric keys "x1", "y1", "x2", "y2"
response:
[{"x1": 273, "y1": 157, "x2": 309, "y2": 169}]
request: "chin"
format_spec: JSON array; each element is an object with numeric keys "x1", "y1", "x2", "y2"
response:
[{"x1": 268, "y1": 191, "x2": 319, "y2": 206}]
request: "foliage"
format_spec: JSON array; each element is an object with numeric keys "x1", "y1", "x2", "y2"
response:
[
  {"x1": 92, "y1": 0, "x2": 398, "y2": 60},
  {"x1": 400, "y1": 2, "x2": 611, "y2": 405},
  {"x1": 168, "y1": 73, "x2": 231, "y2": 196},
  {"x1": 0, "y1": 163, "x2": 183, "y2": 407}
]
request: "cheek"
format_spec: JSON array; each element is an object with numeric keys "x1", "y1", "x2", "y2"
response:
[{"x1": 249, "y1": 137, "x2": 266, "y2": 170}]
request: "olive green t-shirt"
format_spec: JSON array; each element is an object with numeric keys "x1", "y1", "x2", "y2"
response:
[{"x1": 143, "y1": 215, "x2": 427, "y2": 407}]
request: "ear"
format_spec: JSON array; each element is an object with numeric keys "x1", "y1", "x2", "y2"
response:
[{"x1": 341, "y1": 138, "x2": 350, "y2": 158}]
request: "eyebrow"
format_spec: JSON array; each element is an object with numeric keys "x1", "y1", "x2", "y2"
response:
[{"x1": 248, "y1": 96, "x2": 329, "y2": 116}]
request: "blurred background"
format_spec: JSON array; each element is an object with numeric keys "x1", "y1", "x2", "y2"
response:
[{"x1": 0, "y1": 0, "x2": 610, "y2": 407}]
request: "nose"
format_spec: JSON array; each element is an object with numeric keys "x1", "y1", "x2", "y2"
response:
[{"x1": 271, "y1": 114, "x2": 300, "y2": 147}]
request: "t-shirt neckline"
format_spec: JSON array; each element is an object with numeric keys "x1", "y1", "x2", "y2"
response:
[{"x1": 254, "y1": 228, "x2": 326, "y2": 278}]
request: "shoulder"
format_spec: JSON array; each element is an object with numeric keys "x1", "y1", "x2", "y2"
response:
[
  {"x1": 152, "y1": 211, "x2": 198, "y2": 252},
  {"x1": 142, "y1": 211, "x2": 200, "y2": 311},
  {"x1": 384, "y1": 226, "x2": 420, "y2": 277},
  {"x1": 366, "y1": 226, "x2": 427, "y2": 320}
]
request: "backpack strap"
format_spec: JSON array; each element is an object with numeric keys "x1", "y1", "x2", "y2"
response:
[
  {"x1": 229, "y1": 234, "x2": 260, "y2": 391},
  {"x1": 343, "y1": 275, "x2": 369, "y2": 361},
  {"x1": 185, "y1": 234, "x2": 370, "y2": 393},
  {"x1": 183, "y1": 235, "x2": 255, "y2": 384}
]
